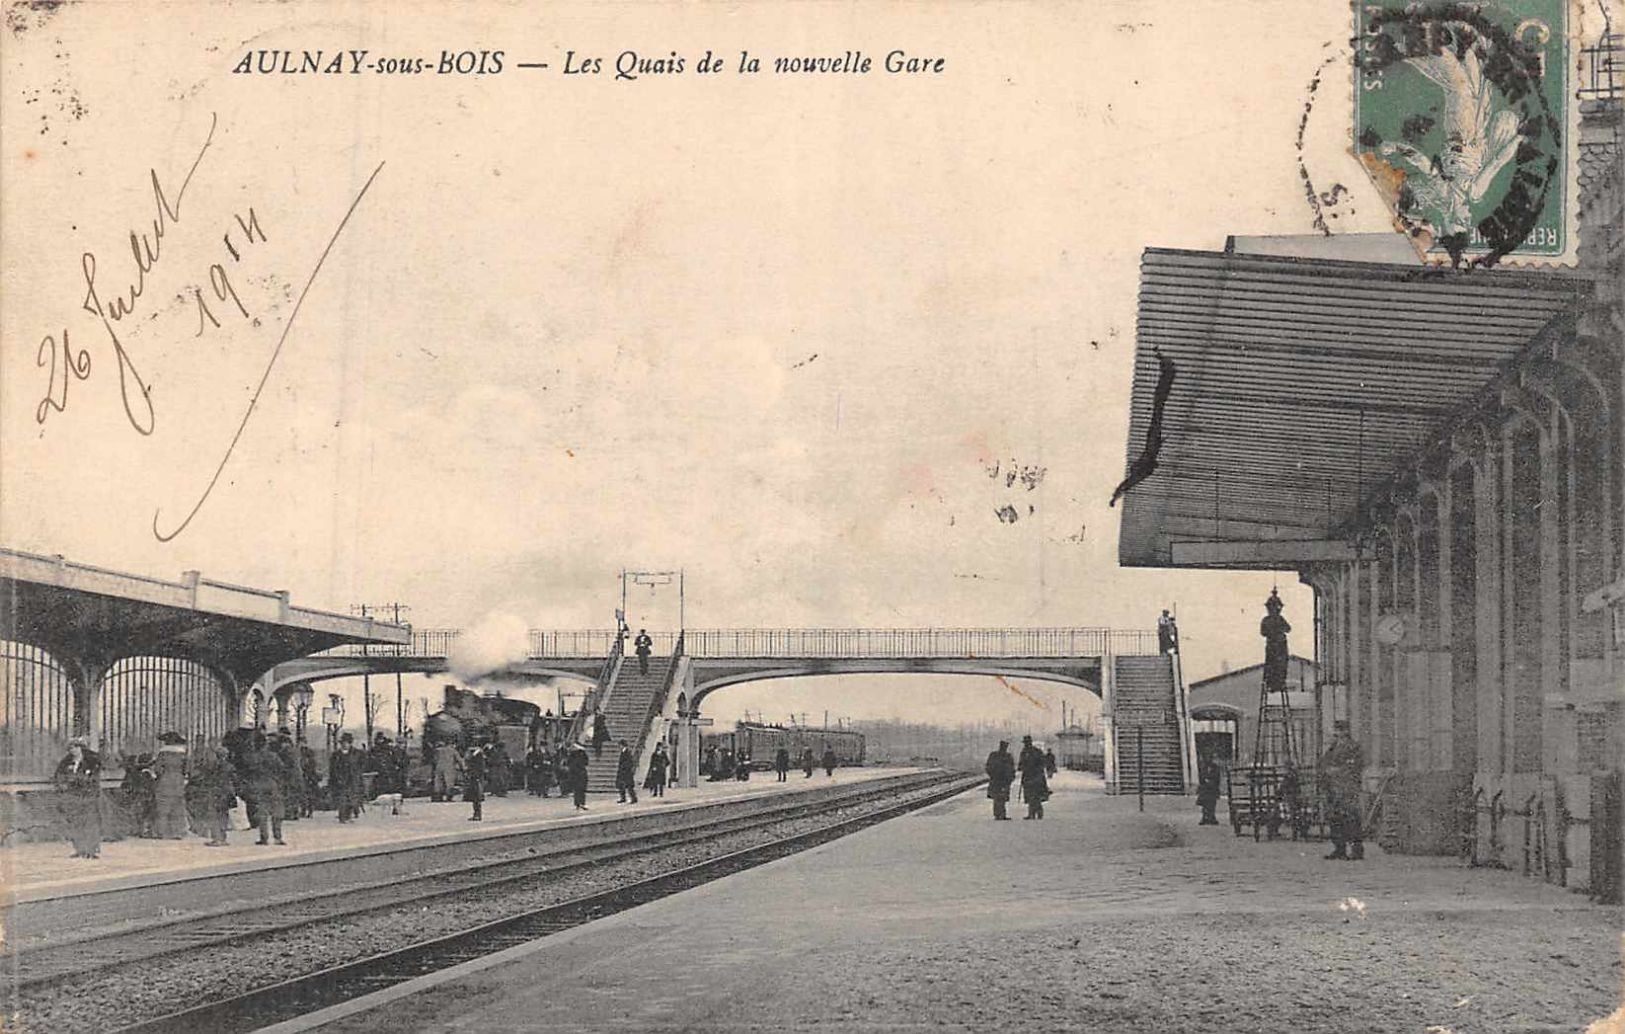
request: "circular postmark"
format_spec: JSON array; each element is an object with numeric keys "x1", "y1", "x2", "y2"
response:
[{"x1": 1355, "y1": 5, "x2": 1563, "y2": 268}]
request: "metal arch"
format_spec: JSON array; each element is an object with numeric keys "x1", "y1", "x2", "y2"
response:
[{"x1": 688, "y1": 662, "x2": 1103, "y2": 711}]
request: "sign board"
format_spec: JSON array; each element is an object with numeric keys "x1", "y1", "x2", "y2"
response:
[
  {"x1": 689, "y1": 717, "x2": 715, "y2": 727},
  {"x1": 321, "y1": 707, "x2": 343, "y2": 726},
  {"x1": 1113, "y1": 709, "x2": 1170, "y2": 727}
]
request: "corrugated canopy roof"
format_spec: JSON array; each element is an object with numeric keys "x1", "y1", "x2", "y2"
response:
[{"x1": 1117, "y1": 246, "x2": 1594, "y2": 569}]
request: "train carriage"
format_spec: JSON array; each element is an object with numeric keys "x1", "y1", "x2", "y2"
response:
[{"x1": 702, "y1": 721, "x2": 865, "y2": 770}]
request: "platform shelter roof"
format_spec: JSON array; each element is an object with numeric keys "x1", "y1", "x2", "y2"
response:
[
  {"x1": 0, "y1": 547, "x2": 410, "y2": 685},
  {"x1": 1117, "y1": 243, "x2": 1596, "y2": 569}
]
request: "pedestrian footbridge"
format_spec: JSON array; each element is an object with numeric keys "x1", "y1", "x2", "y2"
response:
[{"x1": 271, "y1": 626, "x2": 1189, "y2": 795}]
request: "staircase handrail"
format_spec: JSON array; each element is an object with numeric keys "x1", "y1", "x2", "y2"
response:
[
  {"x1": 570, "y1": 629, "x2": 625, "y2": 744},
  {"x1": 632, "y1": 632, "x2": 684, "y2": 777}
]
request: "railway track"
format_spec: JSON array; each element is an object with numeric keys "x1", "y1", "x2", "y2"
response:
[
  {"x1": 11, "y1": 770, "x2": 963, "y2": 988},
  {"x1": 16, "y1": 771, "x2": 983, "y2": 1034}
]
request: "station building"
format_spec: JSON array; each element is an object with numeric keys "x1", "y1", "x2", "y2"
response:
[{"x1": 1117, "y1": 98, "x2": 1622, "y2": 900}]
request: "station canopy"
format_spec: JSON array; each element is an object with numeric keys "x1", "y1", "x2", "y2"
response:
[{"x1": 1116, "y1": 236, "x2": 1595, "y2": 569}]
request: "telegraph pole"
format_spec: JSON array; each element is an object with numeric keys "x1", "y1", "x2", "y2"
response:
[{"x1": 352, "y1": 601, "x2": 412, "y2": 742}]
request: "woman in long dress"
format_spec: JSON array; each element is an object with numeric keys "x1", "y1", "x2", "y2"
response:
[{"x1": 52, "y1": 737, "x2": 103, "y2": 858}]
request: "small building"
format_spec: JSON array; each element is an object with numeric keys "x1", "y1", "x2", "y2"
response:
[
  {"x1": 1187, "y1": 657, "x2": 1319, "y2": 771},
  {"x1": 1054, "y1": 723, "x2": 1103, "y2": 773}
]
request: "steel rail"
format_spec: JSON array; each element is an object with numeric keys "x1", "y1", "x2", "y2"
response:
[
  {"x1": 12, "y1": 772, "x2": 963, "y2": 989},
  {"x1": 101, "y1": 773, "x2": 984, "y2": 1034}
]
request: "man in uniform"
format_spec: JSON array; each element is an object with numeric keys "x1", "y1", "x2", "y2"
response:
[
  {"x1": 1319, "y1": 721, "x2": 1365, "y2": 861},
  {"x1": 984, "y1": 740, "x2": 1016, "y2": 821}
]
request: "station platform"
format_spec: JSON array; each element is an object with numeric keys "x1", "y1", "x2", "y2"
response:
[
  {"x1": 3, "y1": 767, "x2": 910, "y2": 905},
  {"x1": 275, "y1": 770, "x2": 1622, "y2": 1034}
]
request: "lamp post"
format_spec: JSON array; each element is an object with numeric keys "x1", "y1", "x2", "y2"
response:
[{"x1": 288, "y1": 685, "x2": 315, "y2": 742}]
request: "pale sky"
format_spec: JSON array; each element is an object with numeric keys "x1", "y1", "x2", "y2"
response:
[{"x1": 2, "y1": 2, "x2": 1391, "y2": 729}]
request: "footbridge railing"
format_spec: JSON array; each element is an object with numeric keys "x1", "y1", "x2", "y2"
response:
[{"x1": 317, "y1": 627, "x2": 1159, "y2": 661}]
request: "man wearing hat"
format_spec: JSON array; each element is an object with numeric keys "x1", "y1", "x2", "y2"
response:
[
  {"x1": 151, "y1": 732, "x2": 191, "y2": 839},
  {"x1": 984, "y1": 740, "x2": 1015, "y2": 821},
  {"x1": 241, "y1": 731, "x2": 288, "y2": 845},
  {"x1": 1261, "y1": 589, "x2": 1292, "y2": 695},
  {"x1": 273, "y1": 729, "x2": 304, "y2": 823},
  {"x1": 329, "y1": 732, "x2": 366, "y2": 823},
  {"x1": 1319, "y1": 721, "x2": 1365, "y2": 861},
  {"x1": 566, "y1": 741, "x2": 590, "y2": 810}
]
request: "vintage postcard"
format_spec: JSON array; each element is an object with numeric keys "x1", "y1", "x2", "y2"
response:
[{"x1": 2, "y1": 2, "x2": 1620, "y2": 1033}]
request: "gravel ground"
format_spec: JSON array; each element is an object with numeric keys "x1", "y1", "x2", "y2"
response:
[
  {"x1": 13, "y1": 775, "x2": 974, "y2": 1032},
  {"x1": 316, "y1": 771, "x2": 1619, "y2": 1034}
]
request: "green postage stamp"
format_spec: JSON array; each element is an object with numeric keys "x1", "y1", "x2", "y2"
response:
[{"x1": 1354, "y1": 1, "x2": 1581, "y2": 267}]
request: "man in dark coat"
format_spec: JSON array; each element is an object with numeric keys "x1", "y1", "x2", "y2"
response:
[
  {"x1": 329, "y1": 733, "x2": 366, "y2": 823},
  {"x1": 151, "y1": 732, "x2": 190, "y2": 838},
  {"x1": 188, "y1": 745, "x2": 237, "y2": 846},
  {"x1": 647, "y1": 742, "x2": 670, "y2": 797},
  {"x1": 526, "y1": 744, "x2": 552, "y2": 797},
  {"x1": 553, "y1": 747, "x2": 572, "y2": 801},
  {"x1": 821, "y1": 746, "x2": 838, "y2": 777},
  {"x1": 121, "y1": 751, "x2": 157, "y2": 838},
  {"x1": 591, "y1": 709, "x2": 612, "y2": 759},
  {"x1": 1261, "y1": 590, "x2": 1292, "y2": 694},
  {"x1": 298, "y1": 738, "x2": 320, "y2": 817},
  {"x1": 773, "y1": 746, "x2": 791, "y2": 782},
  {"x1": 1319, "y1": 721, "x2": 1365, "y2": 860},
  {"x1": 465, "y1": 743, "x2": 488, "y2": 821},
  {"x1": 801, "y1": 745, "x2": 815, "y2": 778},
  {"x1": 273, "y1": 730, "x2": 303, "y2": 823},
  {"x1": 1017, "y1": 736, "x2": 1049, "y2": 819},
  {"x1": 634, "y1": 629, "x2": 653, "y2": 675},
  {"x1": 488, "y1": 740, "x2": 513, "y2": 797},
  {"x1": 53, "y1": 737, "x2": 104, "y2": 858},
  {"x1": 984, "y1": 741, "x2": 1015, "y2": 821},
  {"x1": 566, "y1": 742, "x2": 590, "y2": 811},
  {"x1": 1195, "y1": 757, "x2": 1222, "y2": 825},
  {"x1": 615, "y1": 740, "x2": 639, "y2": 804},
  {"x1": 1043, "y1": 748, "x2": 1058, "y2": 778},
  {"x1": 242, "y1": 732, "x2": 288, "y2": 845}
]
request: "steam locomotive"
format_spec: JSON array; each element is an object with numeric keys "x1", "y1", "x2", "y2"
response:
[
  {"x1": 701, "y1": 720, "x2": 866, "y2": 770},
  {"x1": 420, "y1": 685, "x2": 546, "y2": 762}
]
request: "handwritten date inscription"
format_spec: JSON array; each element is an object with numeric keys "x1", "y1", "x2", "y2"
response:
[{"x1": 31, "y1": 111, "x2": 384, "y2": 542}]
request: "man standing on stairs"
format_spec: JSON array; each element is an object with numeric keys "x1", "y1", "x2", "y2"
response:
[
  {"x1": 592, "y1": 708, "x2": 611, "y2": 759},
  {"x1": 984, "y1": 741, "x2": 1015, "y2": 821},
  {"x1": 615, "y1": 740, "x2": 639, "y2": 804},
  {"x1": 634, "y1": 628, "x2": 654, "y2": 675}
]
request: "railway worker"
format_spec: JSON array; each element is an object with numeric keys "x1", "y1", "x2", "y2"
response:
[
  {"x1": 189, "y1": 745, "x2": 236, "y2": 846},
  {"x1": 431, "y1": 740, "x2": 463, "y2": 802},
  {"x1": 465, "y1": 742, "x2": 488, "y2": 821},
  {"x1": 274, "y1": 729, "x2": 304, "y2": 823},
  {"x1": 615, "y1": 740, "x2": 639, "y2": 804},
  {"x1": 52, "y1": 736, "x2": 104, "y2": 858},
  {"x1": 773, "y1": 746, "x2": 791, "y2": 782},
  {"x1": 1261, "y1": 590, "x2": 1292, "y2": 694},
  {"x1": 984, "y1": 741, "x2": 1015, "y2": 821},
  {"x1": 1195, "y1": 756, "x2": 1222, "y2": 826},
  {"x1": 821, "y1": 745, "x2": 838, "y2": 777},
  {"x1": 1319, "y1": 721, "x2": 1365, "y2": 861},
  {"x1": 634, "y1": 628, "x2": 654, "y2": 675},
  {"x1": 566, "y1": 742, "x2": 591, "y2": 810},
  {"x1": 647, "y1": 742, "x2": 670, "y2": 797},
  {"x1": 243, "y1": 732, "x2": 289, "y2": 845},
  {"x1": 329, "y1": 732, "x2": 366, "y2": 824},
  {"x1": 591, "y1": 709, "x2": 612, "y2": 759},
  {"x1": 801, "y1": 745, "x2": 816, "y2": 778},
  {"x1": 151, "y1": 731, "x2": 191, "y2": 838}
]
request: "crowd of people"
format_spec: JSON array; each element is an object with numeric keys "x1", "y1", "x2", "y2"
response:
[
  {"x1": 701, "y1": 742, "x2": 840, "y2": 783},
  {"x1": 46, "y1": 724, "x2": 703, "y2": 858}
]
